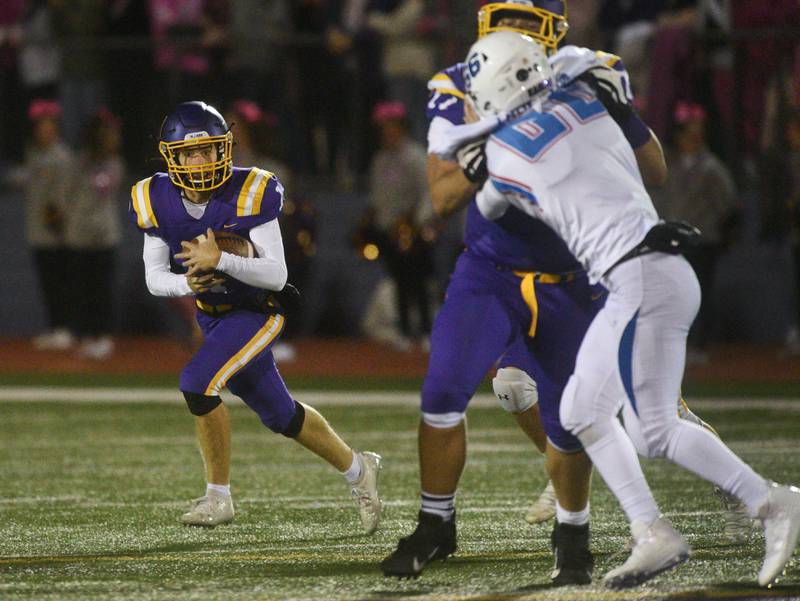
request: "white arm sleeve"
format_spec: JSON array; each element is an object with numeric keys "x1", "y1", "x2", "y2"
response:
[
  {"x1": 215, "y1": 219, "x2": 288, "y2": 291},
  {"x1": 143, "y1": 233, "x2": 193, "y2": 297}
]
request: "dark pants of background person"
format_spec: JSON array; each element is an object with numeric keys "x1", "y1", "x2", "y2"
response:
[
  {"x1": 33, "y1": 247, "x2": 75, "y2": 332},
  {"x1": 686, "y1": 243, "x2": 720, "y2": 349},
  {"x1": 386, "y1": 247, "x2": 433, "y2": 340},
  {"x1": 71, "y1": 249, "x2": 116, "y2": 338}
]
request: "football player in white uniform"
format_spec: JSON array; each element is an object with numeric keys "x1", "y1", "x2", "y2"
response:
[{"x1": 468, "y1": 31, "x2": 800, "y2": 589}]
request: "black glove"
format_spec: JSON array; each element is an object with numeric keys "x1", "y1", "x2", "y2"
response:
[
  {"x1": 265, "y1": 283, "x2": 301, "y2": 316},
  {"x1": 578, "y1": 66, "x2": 634, "y2": 126},
  {"x1": 456, "y1": 139, "x2": 488, "y2": 184}
]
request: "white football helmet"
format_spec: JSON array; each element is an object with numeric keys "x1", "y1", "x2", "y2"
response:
[{"x1": 464, "y1": 31, "x2": 554, "y2": 118}]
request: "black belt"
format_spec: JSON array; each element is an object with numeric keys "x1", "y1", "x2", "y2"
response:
[
  {"x1": 195, "y1": 299, "x2": 234, "y2": 317},
  {"x1": 195, "y1": 285, "x2": 301, "y2": 318},
  {"x1": 605, "y1": 220, "x2": 702, "y2": 277}
]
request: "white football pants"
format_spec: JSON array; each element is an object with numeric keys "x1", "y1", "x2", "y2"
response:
[{"x1": 560, "y1": 252, "x2": 769, "y2": 525}]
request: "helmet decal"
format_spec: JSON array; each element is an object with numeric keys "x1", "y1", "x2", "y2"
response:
[{"x1": 464, "y1": 32, "x2": 554, "y2": 118}]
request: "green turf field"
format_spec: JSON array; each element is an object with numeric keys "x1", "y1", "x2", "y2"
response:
[{"x1": 2, "y1": 391, "x2": 799, "y2": 600}]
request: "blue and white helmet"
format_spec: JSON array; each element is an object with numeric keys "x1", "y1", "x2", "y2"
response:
[{"x1": 464, "y1": 31, "x2": 554, "y2": 118}]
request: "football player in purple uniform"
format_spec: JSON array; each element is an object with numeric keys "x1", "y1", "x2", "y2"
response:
[
  {"x1": 130, "y1": 101, "x2": 382, "y2": 534},
  {"x1": 381, "y1": 0, "x2": 744, "y2": 584}
]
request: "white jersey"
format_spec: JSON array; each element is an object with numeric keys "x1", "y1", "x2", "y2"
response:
[{"x1": 476, "y1": 81, "x2": 658, "y2": 283}]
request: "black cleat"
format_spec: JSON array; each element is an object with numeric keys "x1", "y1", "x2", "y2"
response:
[
  {"x1": 550, "y1": 522, "x2": 594, "y2": 586},
  {"x1": 381, "y1": 511, "x2": 457, "y2": 578}
]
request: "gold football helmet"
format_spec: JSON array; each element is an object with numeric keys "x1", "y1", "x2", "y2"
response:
[{"x1": 478, "y1": 0, "x2": 568, "y2": 53}]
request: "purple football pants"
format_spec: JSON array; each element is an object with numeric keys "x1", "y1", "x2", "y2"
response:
[
  {"x1": 180, "y1": 309, "x2": 297, "y2": 433},
  {"x1": 421, "y1": 251, "x2": 604, "y2": 452}
]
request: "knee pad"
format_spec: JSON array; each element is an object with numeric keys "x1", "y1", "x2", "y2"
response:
[
  {"x1": 492, "y1": 367, "x2": 538, "y2": 414},
  {"x1": 421, "y1": 411, "x2": 465, "y2": 429},
  {"x1": 183, "y1": 391, "x2": 222, "y2": 416},
  {"x1": 281, "y1": 400, "x2": 306, "y2": 438}
]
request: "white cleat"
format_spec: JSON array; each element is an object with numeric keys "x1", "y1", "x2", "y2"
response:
[
  {"x1": 603, "y1": 516, "x2": 691, "y2": 589},
  {"x1": 525, "y1": 480, "x2": 556, "y2": 524},
  {"x1": 351, "y1": 451, "x2": 382, "y2": 535},
  {"x1": 179, "y1": 490, "x2": 235, "y2": 527},
  {"x1": 758, "y1": 483, "x2": 800, "y2": 587}
]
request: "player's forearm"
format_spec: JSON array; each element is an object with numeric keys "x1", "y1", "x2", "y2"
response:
[
  {"x1": 431, "y1": 170, "x2": 478, "y2": 217},
  {"x1": 214, "y1": 219, "x2": 288, "y2": 291},
  {"x1": 146, "y1": 270, "x2": 193, "y2": 297},
  {"x1": 428, "y1": 156, "x2": 480, "y2": 218},
  {"x1": 143, "y1": 233, "x2": 193, "y2": 297},
  {"x1": 216, "y1": 253, "x2": 287, "y2": 291},
  {"x1": 634, "y1": 130, "x2": 668, "y2": 188}
]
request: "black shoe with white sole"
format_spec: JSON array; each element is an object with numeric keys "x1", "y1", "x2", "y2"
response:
[
  {"x1": 550, "y1": 522, "x2": 594, "y2": 586},
  {"x1": 381, "y1": 511, "x2": 457, "y2": 578}
]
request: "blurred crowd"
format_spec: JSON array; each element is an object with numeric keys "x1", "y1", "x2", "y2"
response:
[{"x1": 0, "y1": 0, "x2": 799, "y2": 359}]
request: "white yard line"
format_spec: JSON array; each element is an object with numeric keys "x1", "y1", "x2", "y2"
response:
[{"x1": 0, "y1": 387, "x2": 798, "y2": 411}]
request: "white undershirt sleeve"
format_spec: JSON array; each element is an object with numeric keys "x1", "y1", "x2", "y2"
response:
[
  {"x1": 143, "y1": 233, "x2": 193, "y2": 297},
  {"x1": 215, "y1": 219, "x2": 288, "y2": 291}
]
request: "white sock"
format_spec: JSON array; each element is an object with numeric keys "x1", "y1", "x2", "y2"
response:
[
  {"x1": 207, "y1": 483, "x2": 230, "y2": 497},
  {"x1": 579, "y1": 418, "x2": 660, "y2": 525},
  {"x1": 556, "y1": 501, "x2": 590, "y2": 526},
  {"x1": 664, "y1": 421, "x2": 770, "y2": 516},
  {"x1": 421, "y1": 490, "x2": 456, "y2": 521},
  {"x1": 342, "y1": 452, "x2": 362, "y2": 485}
]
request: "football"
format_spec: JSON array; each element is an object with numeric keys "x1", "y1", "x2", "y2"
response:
[
  {"x1": 192, "y1": 230, "x2": 256, "y2": 258},
  {"x1": 192, "y1": 231, "x2": 256, "y2": 280}
]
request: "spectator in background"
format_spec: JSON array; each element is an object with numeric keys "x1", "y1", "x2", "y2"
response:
[
  {"x1": 49, "y1": 0, "x2": 107, "y2": 148},
  {"x1": 106, "y1": 0, "x2": 154, "y2": 174},
  {"x1": 290, "y1": 0, "x2": 345, "y2": 175},
  {"x1": 600, "y1": 0, "x2": 697, "y2": 136},
  {"x1": 367, "y1": 0, "x2": 436, "y2": 143},
  {"x1": 225, "y1": 100, "x2": 292, "y2": 184},
  {"x1": 65, "y1": 107, "x2": 124, "y2": 360},
  {"x1": 727, "y1": 2, "x2": 800, "y2": 166},
  {"x1": 357, "y1": 101, "x2": 434, "y2": 350},
  {"x1": 325, "y1": 0, "x2": 388, "y2": 180},
  {"x1": 226, "y1": 0, "x2": 291, "y2": 116},
  {"x1": 25, "y1": 99, "x2": 76, "y2": 350},
  {"x1": 16, "y1": 0, "x2": 60, "y2": 106},
  {"x1": 651, "y1": 101, "x2": 738, "y2": 363},
  {"x1": 0, "y1": 1, "x2": 25, "y2": 169},
  {"x1": 760, "y1": 108, "x2": 800, "y2": 355},
  {"x1": 148, "y1": 0, "x2": 229, "y2": 105}
]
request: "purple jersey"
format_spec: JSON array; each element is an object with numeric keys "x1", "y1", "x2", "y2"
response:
[
  {"x1": 129, "y1": 166, "x2": 284, "y2": 307},
  {"x1": 427, "y1": 63, "x2": 581, "y2": 273}
]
